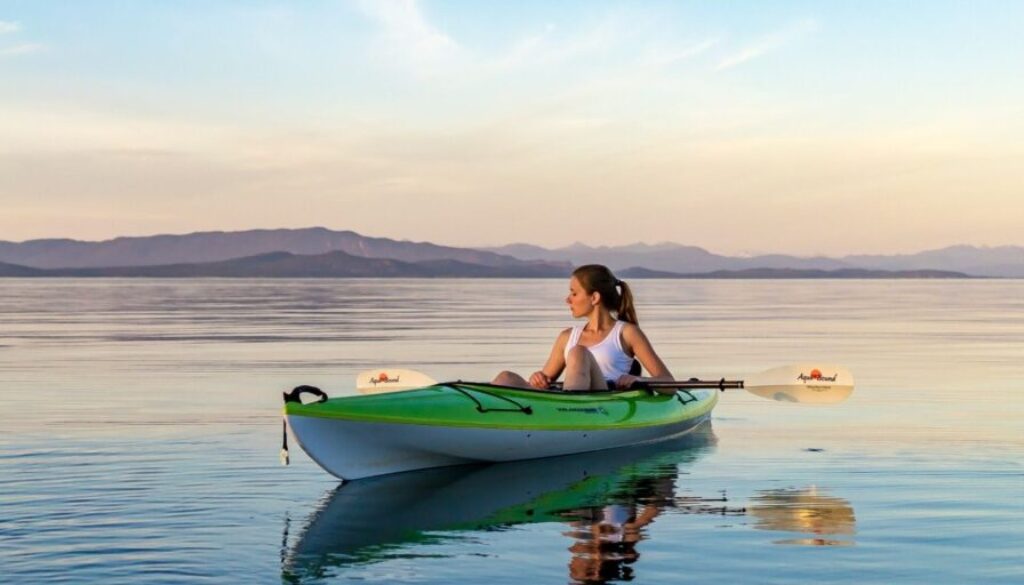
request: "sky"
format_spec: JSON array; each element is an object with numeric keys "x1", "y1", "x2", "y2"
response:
[{"x1": 1, "y1": 0, "x2": 1022, "y2": 256}]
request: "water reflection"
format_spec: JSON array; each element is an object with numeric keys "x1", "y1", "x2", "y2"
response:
[
  {"x1": 560, "y1": 472, "x2": 679, "y2": 584},
  {"x1": 282, "y1": 424, "x2": 725, "y2": 583},
  {"x1": 748, "y1": 487, "x2": 856, "y2": 546}
]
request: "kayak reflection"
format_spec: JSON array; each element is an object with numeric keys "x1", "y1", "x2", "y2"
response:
[
  {"x1": 283, "y1": 423, "x2": 722, "y2": 583},
  {"x1": 748, "y1": 486, "x2": 856, "y2": 546}
]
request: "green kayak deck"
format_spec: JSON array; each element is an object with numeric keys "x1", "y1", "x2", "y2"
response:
[{"x1": 284, "y1": 383, "x2": 718, "y2": 431}]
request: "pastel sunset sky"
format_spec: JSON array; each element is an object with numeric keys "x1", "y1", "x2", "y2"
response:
[{"x1": 1, "y1": 1, "x2": 1021, "y2": 255}]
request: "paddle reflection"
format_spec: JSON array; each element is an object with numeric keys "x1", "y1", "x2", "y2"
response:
[
  {"x1": 282, "y1": 424, "x2": 720, "y2": 584},
  {"x1": 748, "y1": 486, "x2": 856, "y2": 546}
]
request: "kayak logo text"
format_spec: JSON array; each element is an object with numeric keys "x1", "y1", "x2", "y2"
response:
[
  {"x1": 797, "y1": 369, "x2": 837, "y2": 383},
  {"x1": 371, "y1": 372, "x2": 400, "y2": 386},
  {"x1": 557, "y1": 406, "x2": 609, "y2": 415}
]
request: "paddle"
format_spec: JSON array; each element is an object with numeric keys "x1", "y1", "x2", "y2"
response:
[
  {"x1": 356, "y1": 364, "x2": 853, "y2": 404},
  {"x1": 633, "y1": 364, "x2": 855, "y2": 405},
  {"x1": 740, "y1": 363, "x2": 854, "y2": 404}
]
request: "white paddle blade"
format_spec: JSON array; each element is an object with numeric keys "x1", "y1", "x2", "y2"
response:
[
  {"x1": 355, "y1": 368, "x2": 438, "y2": 395},
  {"x1": 745, "y1": 364, "x2": 854, "y2": 404}
]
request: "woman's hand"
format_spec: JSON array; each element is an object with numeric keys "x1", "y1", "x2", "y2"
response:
[
  {"x1": 529, "y1": 371, "x2": 552, "y2": 389},
  {"x1": 615, "y1": 374, "x2": 641, "y2": 389}
]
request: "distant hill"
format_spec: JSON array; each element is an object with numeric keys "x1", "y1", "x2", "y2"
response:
[
  {"x1": 618, "y1": 267, "x2": 972, "y2": 279},
  {"x1": 0, "y1": 227, "x2": 566, "y2": 271},
  {"x1": 0, "y1": 251, "x2": 572, "y2": 278},
  {"x1": 841, "y1": 245, "x2": 1024, "y2": 277},
  {"x1": 484, "y1": 242, "x2": 853, "y2": 273},
  {"x1": 485, "y1": 242, "x2": 1024, "y2": 277},
  {"x1": 0, "y1": 261, "x2": 46, "y2": 276}
]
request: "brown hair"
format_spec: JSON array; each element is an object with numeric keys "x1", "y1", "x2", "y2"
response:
[{"x1": 571, "y1": 264, "x2": 638, "y2": 325}]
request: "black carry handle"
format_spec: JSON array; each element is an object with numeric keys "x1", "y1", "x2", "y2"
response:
[
  {"x1": 283, "y1": 385, "x2": 329, "y2": 404},
  {"x1": 281, "y1": 385, "x2": 328, "y2": 468}
]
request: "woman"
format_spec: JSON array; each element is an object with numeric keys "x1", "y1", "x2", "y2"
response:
[{"x1": 492, "y1": 264, "x2": 675, "y2": 392}]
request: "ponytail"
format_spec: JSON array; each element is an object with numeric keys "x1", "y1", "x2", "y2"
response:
[
  {"x1": 616, "y1": 280, "x2": 638, "y2": 325},
  {"x1": 571, "y1": 264, "x2": 639, "y2": 325}
]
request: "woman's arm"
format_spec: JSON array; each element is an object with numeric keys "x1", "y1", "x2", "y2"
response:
[
  {"x1": 529, "y1": 328, "x2": 570, "y2": 388},
  {"x1": 618, "y1": 323, "x2": 674, "y2": 391}
]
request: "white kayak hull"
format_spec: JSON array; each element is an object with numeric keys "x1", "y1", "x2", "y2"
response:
[{"x1": 286, "y1": 412, "x2": 713, "y2": 481}]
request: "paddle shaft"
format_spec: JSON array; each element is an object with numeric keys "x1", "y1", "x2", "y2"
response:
[
  {"x1": 640, "y1": 379, "x2": 744, "y2": 391},
  {"x1": 552, "y1": 378, "x2": 744, "y2": 391}
]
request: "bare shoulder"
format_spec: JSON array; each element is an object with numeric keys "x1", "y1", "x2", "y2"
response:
[
  {"x1": 620, "y1": 321, "x2": 645, "y2": 339},
  {"x1": 553, "y1": 327, "x2": 572, "y2": 347},
  {"x1": 619, "y1": 322, "x2": 653, "y2": 352}
]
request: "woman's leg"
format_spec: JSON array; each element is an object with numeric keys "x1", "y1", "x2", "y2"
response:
[
  {"x1": 563, "y1": 346, "x2": 607, "y2": 391},
  {"x1": 491, "y1": 370, "x2": 532, "y2": 388}
]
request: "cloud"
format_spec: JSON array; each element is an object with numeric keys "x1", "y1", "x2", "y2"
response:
[
  {"x1": 643, "y1": 38, "x2": 719, "y2": 68},
  {"x1": 355, "y1": 0, "x2": 461, "y2": 74},
  {"x1": 716, "y1": 19, "x2": 818, "y2": 71},
  {"x1": 0, "y1": 42, "x2": 44, "y2": 57},
  {"x1": 353, "y1": 2, "x2": 632, "y2": 81},
  {"x1": 497, "y1": 16, "x2": 621, "y2": 69},
  {"x1": 0, "y1": 20, "x2": 20, "y2": 34}
]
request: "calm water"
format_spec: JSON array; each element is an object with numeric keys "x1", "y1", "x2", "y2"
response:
[{"x1": 1, "y1": 278, "x2": 1022, "y2": 584}]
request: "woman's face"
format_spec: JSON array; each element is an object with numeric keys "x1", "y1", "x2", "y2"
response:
[{"x1": 566, "y1": 276, "x2": 598, "y2": 318}]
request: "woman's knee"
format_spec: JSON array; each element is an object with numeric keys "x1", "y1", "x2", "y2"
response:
[
  {"x1": 492, "y1": 370, "x2": 518, "y2": 384},
  {"x1": 565, "y1": 345, "x2": 593, "y2": 366}
]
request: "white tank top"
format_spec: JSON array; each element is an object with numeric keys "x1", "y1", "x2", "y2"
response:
[{"x1": 564, "y1": 320, "x2": 634, "y2": 381}]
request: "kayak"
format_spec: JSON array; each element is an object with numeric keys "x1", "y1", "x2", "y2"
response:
[{"x1": 283, "y1": 382, "x2": 717, "y2": 481}]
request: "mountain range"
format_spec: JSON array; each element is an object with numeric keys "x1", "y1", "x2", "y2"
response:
[
  {"x1": 0, "y1": 227, "x2": 1019, "y2": 277},
  {"x1": 0, "y1": 251, "x2": 569, "y2": 278},
  {"x1": 483, "y1": 242, "x2": 1024, "y2": 277},
  {"x1": 0, "y1": 227, "x2": 548, "y2": 269}
]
